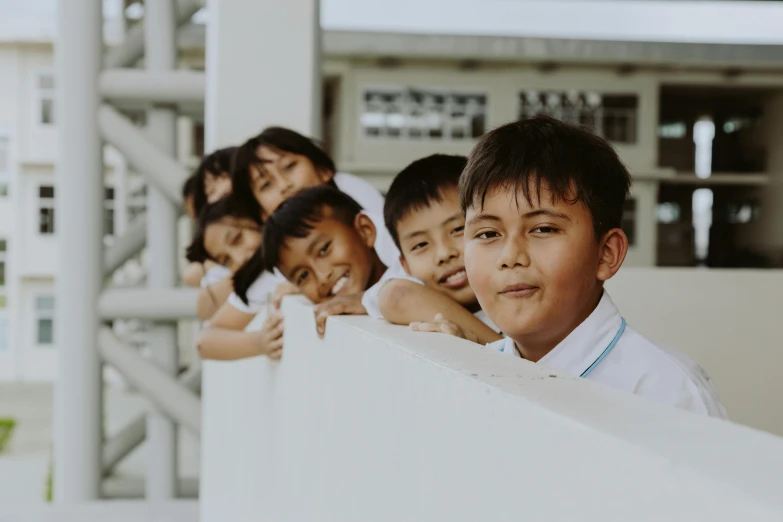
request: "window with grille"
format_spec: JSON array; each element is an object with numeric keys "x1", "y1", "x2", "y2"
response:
[
  {"x1": 518, "y1": 90, "x2": 638, "y2": 144},
  {"x1": 360, "y1": 87, "x2": 487, "y2": 141},
  {"x1": 38, "y1": 185, "x2": 55, "y2": 234},
  {"x1": 38, "y1": 73, "x2": 55, "y2": 125},
  {"x1": 35, "y1": 295, "x2": 55, "y2": 345}
]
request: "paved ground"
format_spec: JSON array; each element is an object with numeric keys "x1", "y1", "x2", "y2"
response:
[
  {"x1": 0, "y1": 383, "x2": 200, "y2": 508},
  {"x1": 0, "y1": 500, "x2": 198, "y2": 522}
]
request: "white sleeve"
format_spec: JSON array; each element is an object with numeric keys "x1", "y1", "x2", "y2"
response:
[
  {"x1": 200, "y1": 265, "x2": 231, "y2": 288},
  {"x1": 226, "y1": 272, "x2": 284, "y2": 315},
  {"x1": 333, "y1": 172, "x2": 385, "y2": 216},
  {"x1": 361, "y1": 261, "x2": 423, "y2": 319}
]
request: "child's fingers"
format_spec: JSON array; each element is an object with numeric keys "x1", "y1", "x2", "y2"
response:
[
  {"x1": 266, "y1": 335, "x2": 283, "y2": 353},
  {"x1": 315, "y1": 310, "x2": 329, "y2": 339},
  {"x1": 411, "y1": 320, "x2": 460, "y2": 337},
  {"x1": 268, "y1": 347, "x2": 283, "y2": 360}
]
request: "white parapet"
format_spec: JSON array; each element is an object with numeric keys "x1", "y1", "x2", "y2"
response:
[{"x1": 201, "y1": 296, "x2": 783, "y2": 521}]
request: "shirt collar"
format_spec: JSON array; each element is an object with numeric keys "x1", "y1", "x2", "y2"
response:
[{"x1": 501, "y1": 292, "x2": 623, "y2": 377}]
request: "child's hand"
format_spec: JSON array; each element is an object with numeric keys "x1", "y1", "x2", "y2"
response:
[
  {"x1": 410, "y1": 313, "x2": 480, "y2": 344},
  {"x1": 313, "y1": 293, "x2": 367, "y2": 339},
  {"x1": 272, "y1": 280, "x2": 301, "y2": 310},
  {"x1": 259, "y1": 311, "x2": 284, "y2": 359}
]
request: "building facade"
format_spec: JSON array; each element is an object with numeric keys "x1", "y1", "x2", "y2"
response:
[{"x1": 2, "y1": 1, "x2": 783, "y2": 381}]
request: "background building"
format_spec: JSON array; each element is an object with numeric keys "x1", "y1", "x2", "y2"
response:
[{"x1": 2, "y1": 0, "x2": 783, "y2": 381}]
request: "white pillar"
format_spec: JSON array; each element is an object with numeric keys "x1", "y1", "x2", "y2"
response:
[
  {"x1": 54, "y1": 0, "x2": 103, "y2": 502},
  {"x1": 201, "y1": 0, "x2": 320, "y2": 515},
  {"x1": 204, "y1": 0, "x2": 321, "y2": 150},
  {"x1": 145, "y1": 0, "x2": 179, "y2": 500}
]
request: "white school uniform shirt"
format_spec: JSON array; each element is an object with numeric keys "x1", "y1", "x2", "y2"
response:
[
  {"x1": 362, "y1": 268, "x2": 499, "y2": 332},
  {"x1": 200, "y1": 264, "x2": 231, "y2": 288},
  {"x1": 488, "y1": 292, "x2": 728, "y2": 418},
  {"x1": 226, "y1": 172, "x2": 398, "y2": 315}
]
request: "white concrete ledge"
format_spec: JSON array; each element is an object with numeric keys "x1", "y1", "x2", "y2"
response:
[{"x1": 201, "y1": 296, "x2": 783, "y2": 521}]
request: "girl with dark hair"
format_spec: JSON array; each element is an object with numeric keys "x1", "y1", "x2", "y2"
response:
[{"x1": 181, "y1": 147, "x2": 239, "y2": 291}]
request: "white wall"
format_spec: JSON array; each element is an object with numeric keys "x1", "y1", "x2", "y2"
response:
[
  {"x1": 15, "y1": 44, "x2": 57, "y2": 165},
  {"x1": 606, "y1": 268, "x2": 783, "y2": 436},
  {"x1": 201, "y1": 297, "x2": 783, "y2": 521}
]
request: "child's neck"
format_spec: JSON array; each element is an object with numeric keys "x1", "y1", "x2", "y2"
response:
[
  {"x1": 464, "y1": 298, "x2": 482, "y2": 314},
  {"x1": 513, "y1": 288, "x2": 603, "y2": 362},
  {"x1": 367, "y1": 252, "x2": 387, "y2": 289}
]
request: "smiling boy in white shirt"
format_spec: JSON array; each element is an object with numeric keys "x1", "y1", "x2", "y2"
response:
[{"x1": 427, "y1": 116, "x2": 726, "y2": 418}]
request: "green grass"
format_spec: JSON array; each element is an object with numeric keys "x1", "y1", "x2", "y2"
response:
[{"x1": 0, "y1": 418, "x2": 16, "y2": 453}]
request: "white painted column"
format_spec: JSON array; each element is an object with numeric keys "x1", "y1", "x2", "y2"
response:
[
  {"x1": 201, "y1": 0, "x2": 320, "y2": 516},
  {"x1": 144, "y1": 0, "x2": 180, "y2": 500},
  {"x1": 53, "y1": 0, "x2": 103, "y2": 502},
  {"x1": 204, "y1": 0, "x2": 321, "y2": 150}
]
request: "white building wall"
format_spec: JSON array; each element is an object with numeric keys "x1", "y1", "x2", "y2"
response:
[
  {"x1": 16, "y1": 44, "x2": 57, "y2": 165},
  {"x1": 201, "y1": 296, "x2": 783, "y2": 521},
  {"x1": 0, "y1": 42, "x2": 58, "y2": 381}
]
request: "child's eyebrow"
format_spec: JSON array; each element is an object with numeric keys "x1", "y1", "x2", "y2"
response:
[
  {"x1": 523, "y1": 209, "x2": 572, "y2": 222},
  {"x1": 466, "y1": 213, "x2": 501, "y2": 228},
  {"x1": 305, "y1": 233, "x2": 327, "y2": 256},
  {"x1": 442, "y1": 213, "x2": 464, "y2": 226}
]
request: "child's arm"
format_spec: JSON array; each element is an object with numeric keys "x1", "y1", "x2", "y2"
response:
[
  {"x1": 378, "y1": 279, "x2": 501, "y2": 345},
  {"x1": 182, "y1": 262, "x2": 205, "y2": 288},
  {"x1": 196, "y1": 277, "x2": 234, "y2": 321},
  {"x1": 198, "y1": 302, "x2": 283, "y2": 360}
]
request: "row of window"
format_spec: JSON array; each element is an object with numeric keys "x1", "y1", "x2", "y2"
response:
[{"x1": 359, "y1": 87, "x2": 640, "y2": 144}]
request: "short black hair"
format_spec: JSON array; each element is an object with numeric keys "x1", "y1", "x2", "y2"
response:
[
  {"x1": 191, "y1": 147, "x2": 237, "y2": 216},
  {"x1": 384, "y1": 154, "x2": 466, "y2": 250},
  {"x1": 182, "y1": 173, "x2": 198, "y2": 202},
  {"x1": 260, "y1": 185, "x2": 362, "y2": 273},
  {"x1": 185, "y1": 196, "x2": 259, "y2": 264},
  {"x1": 230, "y1": 127, "x2": 337, "y2": 218},
  {"x1": 459, "y1": 115, "x2": 631, "y2": 239}
]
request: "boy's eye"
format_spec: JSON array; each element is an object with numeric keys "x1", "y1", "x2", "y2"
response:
[
  {"x1": 296, "y1": 270, "x2": 309, "y2": 285},
  {"x1": 410, "y1": 242, "x2": 428, "y2": 252},
  {"x1": 318, "y1": 241, "x2": 331, "y2": 257},
  {"x1": 476, "y1": 231, "x2": 500, "y2": 240},
  {"x1": 283, "y1": 161, "x2": 296, "y2": 171},
  {"x1": 231, "y1": 231, "x2": 242, "y2": 246},
  {"x1": 451, "y1": 226, "x2": 465, "y2": 235},
  {"x1": 531, "y1": 226, "x2": 558, "y2": 235}
]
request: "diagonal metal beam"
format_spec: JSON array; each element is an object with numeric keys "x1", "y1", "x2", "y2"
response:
[
  {"x1": 100, "y1": 69, "x2": 205, "y2": 104},
  {"x1": 102, "y1": 364, "x2": 202, "y2": 474},
  {"x1": 99, "y1": 328, "x2": 202, "y2": 436},
  {"x1": 104, "y1": 0, "x2": 203, "y2": 69},
  {"x1": 99, "y1": 288, "x2": 199, "y2": 320},
  {"x1": 103, "y1": 214, "x2": 147, "y2": 277},
  {"x1": 98, "y1": 104, "x2": 186, "y2": 204}
]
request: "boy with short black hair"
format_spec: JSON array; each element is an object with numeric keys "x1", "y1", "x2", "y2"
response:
[
  {"x1": 261, "y1": 185, "x2": 387, "y2": 307},
  {"x1": 371, "y1": 154, "x2": 501, "y2": 345},
  {"x1": 448, "y1": 115, "x2": 726, "y2": 417}
]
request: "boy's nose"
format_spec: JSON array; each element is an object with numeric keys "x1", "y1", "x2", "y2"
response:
[
  {"x1": 436, "y1": 244, "x2": 459, "y2": 265},
  {"x1": 497, "y1": 238, "x2": 530, "y2": 269}
]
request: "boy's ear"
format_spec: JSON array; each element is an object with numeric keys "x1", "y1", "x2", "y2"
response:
[
  {"x1": 596, "y1": 228, "x2": 628, "y2": 282},
  {"x1": 317, "y1": 168, "x2": 335, "y2": 184},
  {"x1": 354, "y1": 213, "x2": 377, "y2": 249}
]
